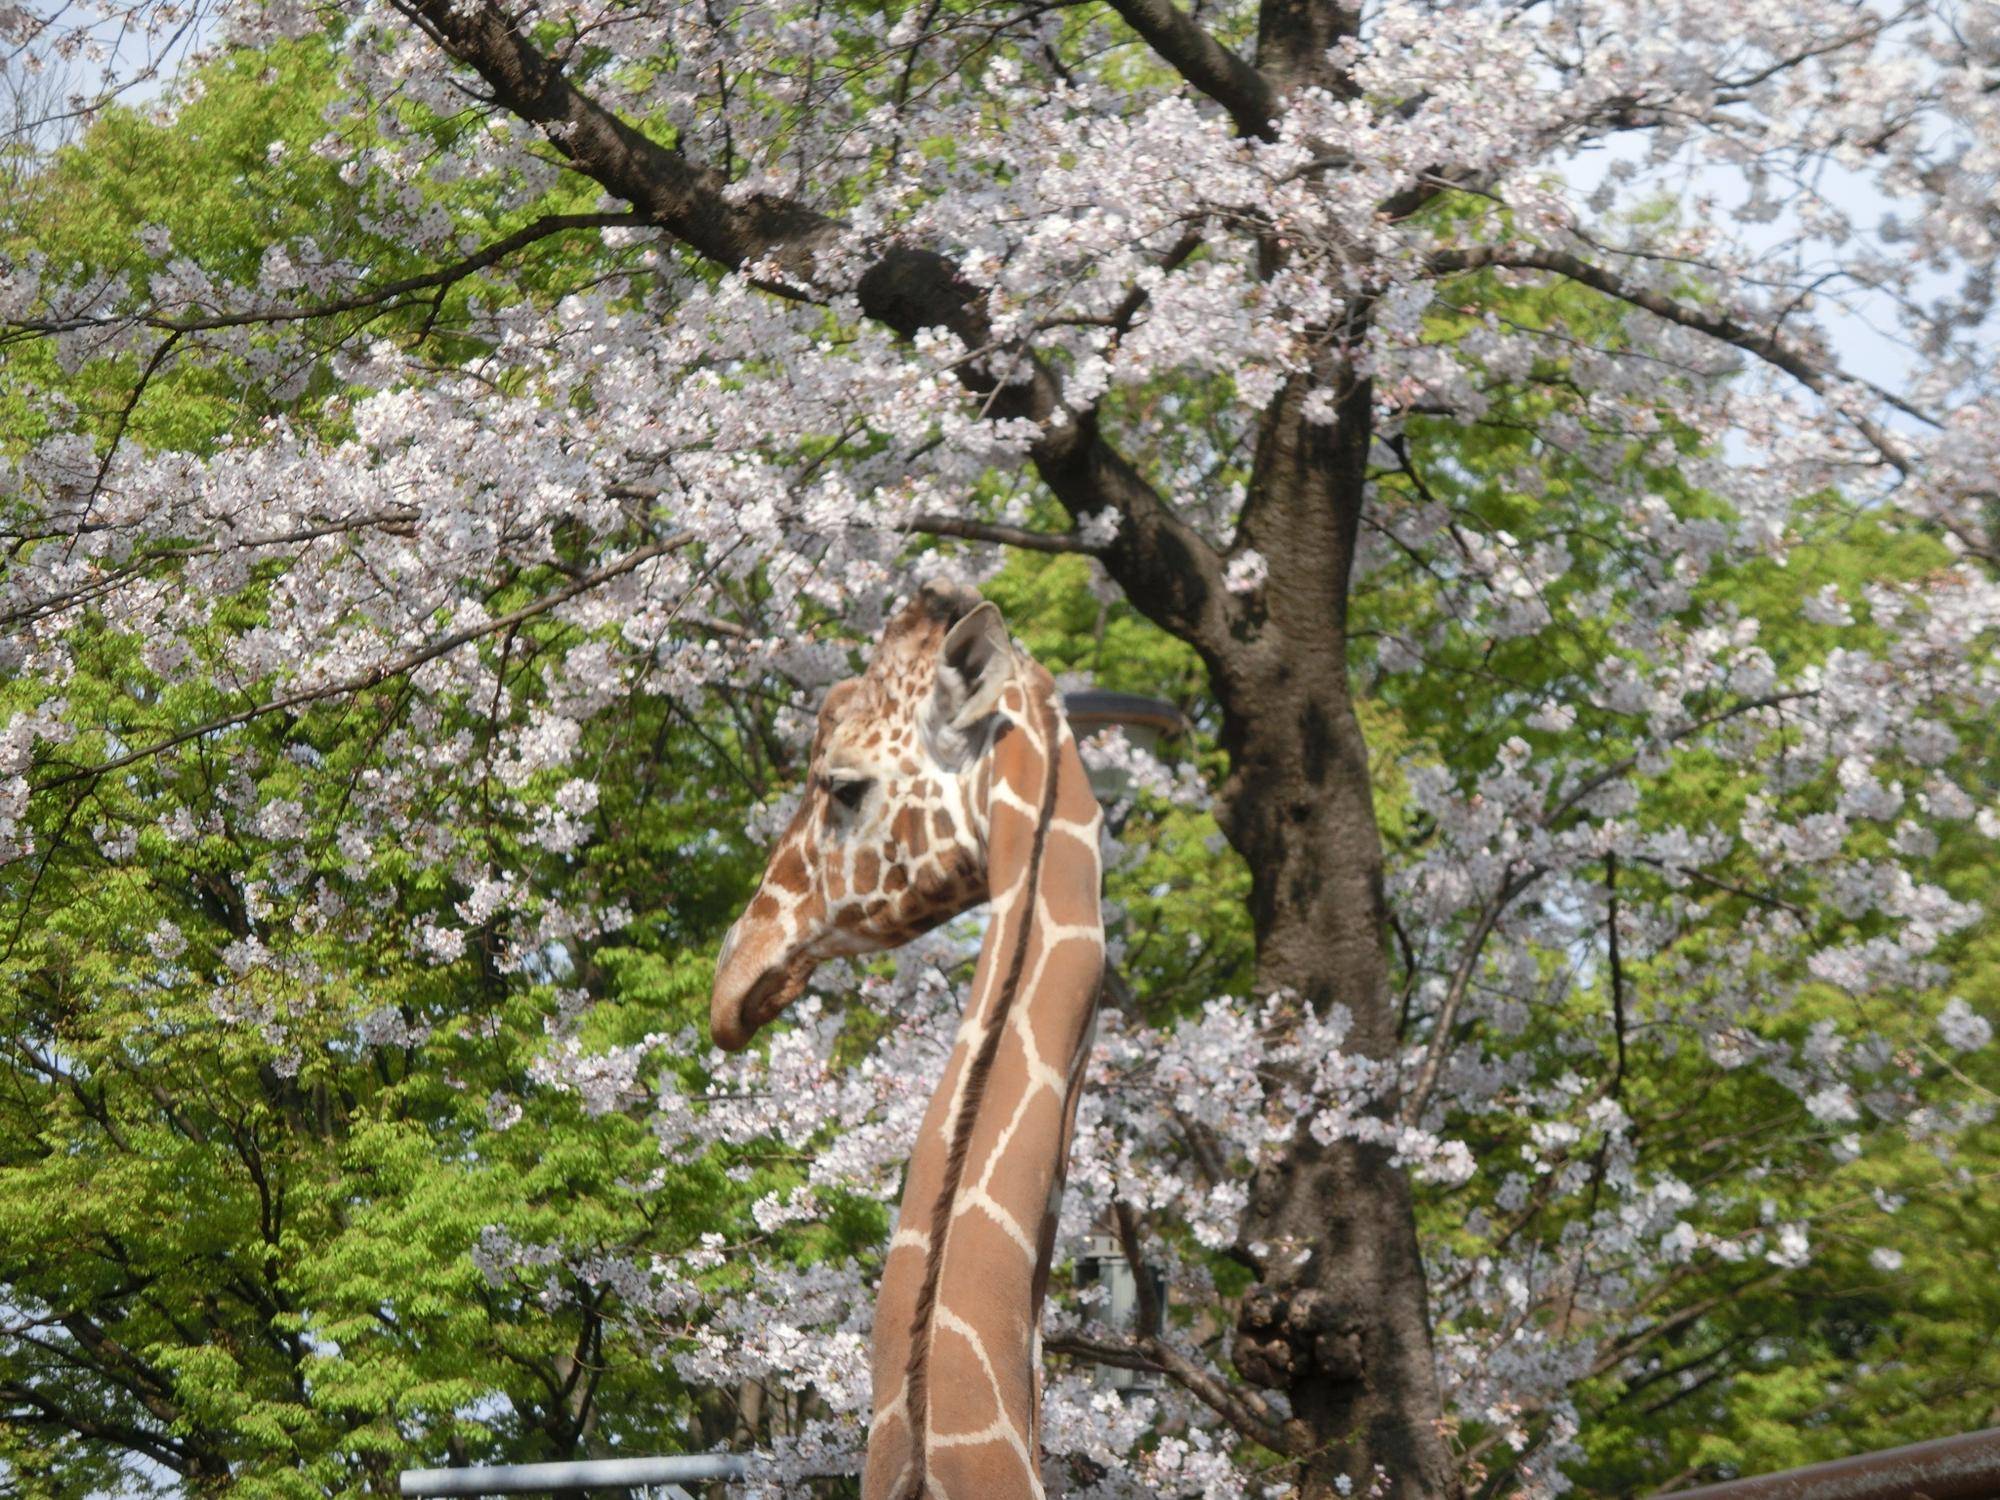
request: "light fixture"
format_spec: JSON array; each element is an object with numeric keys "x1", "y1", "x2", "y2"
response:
[{"x1": 1061, "y1": 690, "x2": 1187, "y2": 806}]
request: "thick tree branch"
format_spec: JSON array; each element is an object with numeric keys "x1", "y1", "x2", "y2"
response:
[
  {"x1": 394, "y1": 0, "x2": 838, "y2": 287},
  {"x1": 1112, "y1": 1201, "x2": 1164, "y2": 1339},
  {"x1": 393, "y1": 0, "x2": 1232, "y2": 653},
  {"x1": 1101, "y1": 0, "x2": 1277, "y2": 138},
  {"x1": 1254, "y1": 0, "x2": 1360, "y2": 95},
  {"x1": 0, "y1": 1379, "x2": 199, "y2": 1476},
  {"x1": 54, "y1": 1315, "x2": 184, "y2": 1432}
]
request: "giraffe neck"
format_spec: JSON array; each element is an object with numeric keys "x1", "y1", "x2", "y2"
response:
[{"x1": 895, "y1": 675, "x2": 1104, "y2": 1499}]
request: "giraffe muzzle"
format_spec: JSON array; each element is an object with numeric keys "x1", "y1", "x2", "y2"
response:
[{"x1": 710, "y1": 949, "x2": 816, "y2": 1051}]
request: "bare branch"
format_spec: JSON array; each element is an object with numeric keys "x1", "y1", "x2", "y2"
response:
[
  {"x1": 1604, "y1": 852, "x2": 1628, "y2": 1102},
  {"x1": 1400, "y1": 867, "x2": 1541, "y2": 1126},
  {"x1": 1, "y1": 213, "x2": 653, "y2": 344},
  {"x1": 1045, "y1": 1331, "x2": 1297, "y2": 1452},
  {"x1": 1543, "y1": 693, "x2": 1810, "y2": 829},
  {"x1": 1401, "y1": 692, "x2": 1811, "y2": 1126},
  {"x1": 899, "y1": 513, "x2": 1101, "y2": 554},
  {"x1": 1426, "y1": 246, "x2": 1935, "y2": 468}
]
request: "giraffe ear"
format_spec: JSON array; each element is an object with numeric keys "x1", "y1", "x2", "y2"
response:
[{"x1": 926, "y1": 601, "x2": 1015, "y2": 755}]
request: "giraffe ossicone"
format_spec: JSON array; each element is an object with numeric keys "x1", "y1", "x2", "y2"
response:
[{"x1": 712, "y1": 581, "x2": 1106, "y2": 1500}]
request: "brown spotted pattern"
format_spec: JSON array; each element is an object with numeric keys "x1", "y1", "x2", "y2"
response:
[{"x1": 711, "y1": 583, "x2": 1105, "y2": 1500}]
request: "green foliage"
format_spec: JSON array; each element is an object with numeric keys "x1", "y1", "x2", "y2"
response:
[
  {"x1": 0, "y1": 609, "x2": 769, "y2": 1489},
  {"x1": 0, "y1": 48, "x2": 781, "y2": 1493}
]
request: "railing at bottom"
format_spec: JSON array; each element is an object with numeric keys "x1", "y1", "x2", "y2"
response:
[
  {"x1": 1661, "y1": 1424, "x2": 2000, "y2": 1500},
  {"x1": 399, "y1": 1422, "x2": 2000, "y2": 1499},
  {"x1": 400, "y1": 1454, "x2": 754, "y2": 1498}
]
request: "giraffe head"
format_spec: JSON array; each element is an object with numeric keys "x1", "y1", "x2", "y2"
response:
[{"x1": 710, "y1": 582, "x2": 1026, "y2": 1051}]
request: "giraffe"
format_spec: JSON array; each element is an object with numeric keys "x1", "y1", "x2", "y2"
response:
[{"x1": 710, "y1": 581, "x2": 1106, "y2": 1500}]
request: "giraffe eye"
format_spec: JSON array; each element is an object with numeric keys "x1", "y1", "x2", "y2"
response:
[{"x1": 825, "y1": 775, "x2": 872, "y2": 811}]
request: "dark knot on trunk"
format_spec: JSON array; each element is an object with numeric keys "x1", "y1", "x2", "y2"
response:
[{"x1": 1234, "y1": 1285, "x2": 1365, "y2": 1389}]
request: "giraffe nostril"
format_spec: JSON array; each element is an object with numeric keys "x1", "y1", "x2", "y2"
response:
[
  {"x1": 711, "y1": 954, "x2": 812, "y2": 1051},
  {"x1": 741, "y1": 966, "x2": 789, "y2": 1029}
]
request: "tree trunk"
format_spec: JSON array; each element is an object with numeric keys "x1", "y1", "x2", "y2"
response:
[{"x1": 1207, "y1": 373, "x2": 1460, "y2": 1499}]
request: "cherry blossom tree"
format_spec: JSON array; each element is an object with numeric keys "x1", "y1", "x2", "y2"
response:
[{"x1": 2, "y1": 0, "x2": 1998, "y2": 1495}]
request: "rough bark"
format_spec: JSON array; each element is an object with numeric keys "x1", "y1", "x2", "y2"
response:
[
  {"x1": 1202, "y1": 374, "x2": 1460, "y2": 1500},
  {"x1": 1189, "y1": 0, "x2": 1462, "y2": 1480}
]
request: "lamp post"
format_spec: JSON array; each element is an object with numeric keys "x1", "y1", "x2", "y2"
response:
[{"x1": 1074, "y1": 1233, "x2": 1169, "y2": 1394}]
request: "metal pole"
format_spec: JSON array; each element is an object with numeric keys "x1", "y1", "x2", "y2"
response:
[
  {"x1": 399, "y1": 1454, "x2": 752, "y2": 1496},
  {"x1": 1661, "y1": 1426, "x2": 2000, "y2": 1500}
]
